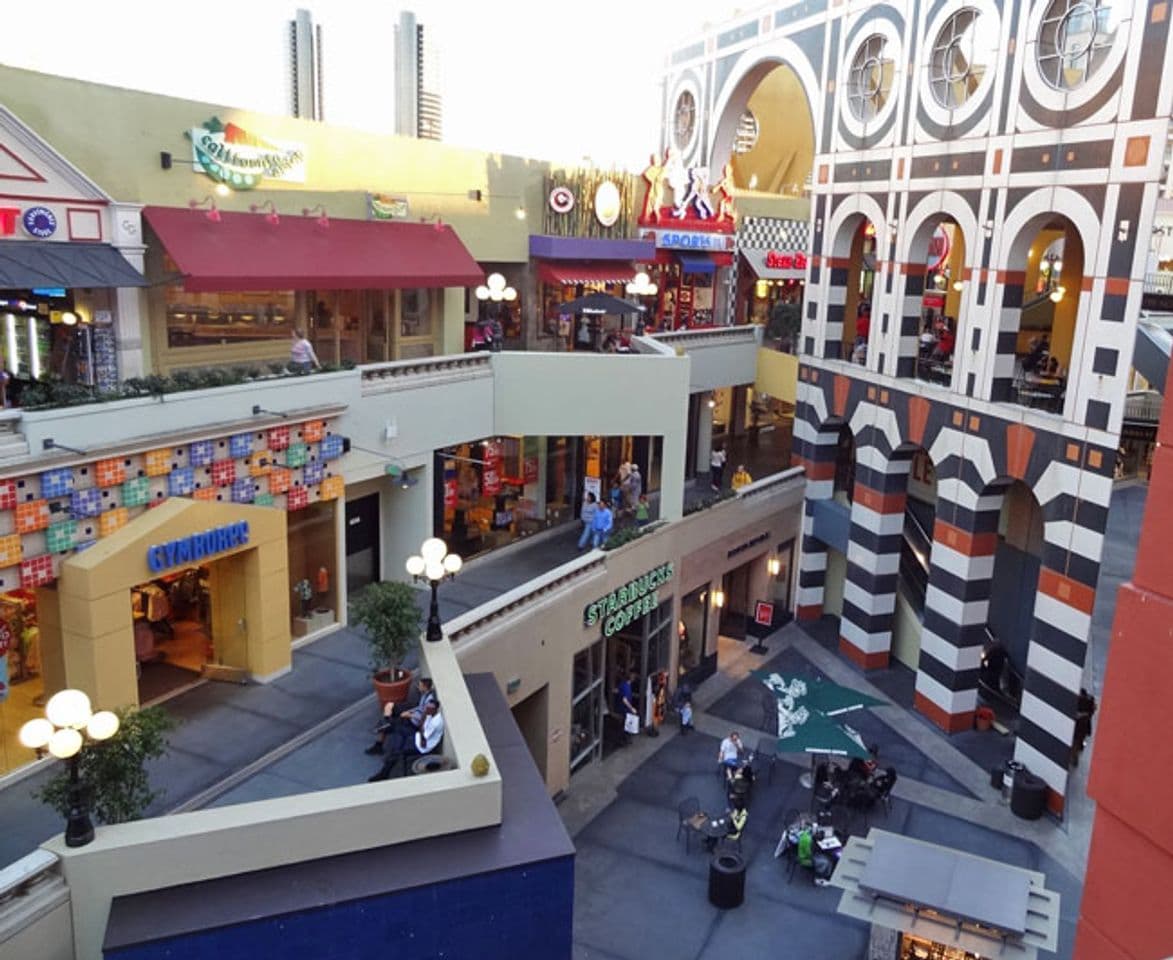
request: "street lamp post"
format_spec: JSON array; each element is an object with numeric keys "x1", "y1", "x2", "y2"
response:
[
  {"x1": 19, "y1": 689, "x2": 120, "y2": 847},
  {"x1": 406, "y1": 537, "x2": 463, "y2": 643}
]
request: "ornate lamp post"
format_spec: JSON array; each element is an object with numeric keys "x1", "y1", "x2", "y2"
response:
[
  {"x1": 406, "y1": 537, "x2": 462, "y2": 643},
  {"x1": 19, "y1": 689, "x2": 120, "y2": 847}
]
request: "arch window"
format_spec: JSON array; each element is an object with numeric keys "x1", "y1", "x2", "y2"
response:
[
  {"x1": 929, "y1": 8, "x2": 995, "y2": 109},
  {"x1": 672, "y1": 91, "x2": 697, "y2": 151},
  {"x1": 847, "y1": 34, "x2": 894, "y2": 121},
  {"x1": 1037, "y1": 0, "x2": 1122, "y2": 90}
]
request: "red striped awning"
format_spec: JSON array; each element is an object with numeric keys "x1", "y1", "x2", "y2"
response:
[{"x1": 537, "y1": 261, "x2": 637, "y2": 286}]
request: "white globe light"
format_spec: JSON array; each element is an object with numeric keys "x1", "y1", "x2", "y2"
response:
[
  {"x1": 634, "y1": 272, "x2": 650, "y2": 287},
  {"x1": 406, "y1": 555, "x2": 426, "y2": 577},
  {"x1": 420, "y1": 537, "x2": 447, "y2": 563},
  {"x1": 19, "y1": 717, "x2": 54, "y2": 749},
  {"x1": 443, "y1": 553, "x2": 463, "y2": 574},
  {"x1": 625, "y1": 283, "x2": 636, "y2": 294},
  {"x1": 46, "y1": 689, "x2": 92, "y2": 729},
  {"x1": 424, "y1": 561, "x2": 445, "y2": 581},
  {"x1": 475, "y1": 285, "x2": 490, "y2": 301},
  {"x1": 487, "y1": 272, "x2": 506, "y2": 292},
  {"x1": 1052, "y1": 259, "x2": 1063, "y2": 274},
  {"x1": 86, "y1": 710, "x2": 120, "y2": 741},
  {"x1": 647, "y1": 284, "x2": 658, "y2": 295},
  {"x1": 504, "y1": 287, "x2": 517, "y2": 301},
  {"x1": 48, "y1": 727, "x2": 83, "y2": 759},
  {"x1": 490, "y1": 290, "x2": 504, "y2": 301}
]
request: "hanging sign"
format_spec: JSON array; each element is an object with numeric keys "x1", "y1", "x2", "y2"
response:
[
  {"x1": 22, "y1": 207, "x2": 57, "y2": 239},
  {"x1": 583, "y1": 562, "x2": 675, "y2": 637},
  {"x1": 187, "y1": 116, "x2": 306, "y2": 190},
  {"x1": 443, "y1": 459, "x2": 458, "y2": 509},
  {"x1": 640, "y1": 228, "x2": 732, "y2": 251},
  {"x1": 523, "y1": 455, "x2": 540, "y2": 485}
]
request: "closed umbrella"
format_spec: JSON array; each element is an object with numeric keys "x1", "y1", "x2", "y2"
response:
[{"x1": 557, "y1": 292, "x2": 645, "y2": 315}]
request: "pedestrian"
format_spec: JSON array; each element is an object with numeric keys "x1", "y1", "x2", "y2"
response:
[
  {"x1": 731, "y1": 464, "x2": 752, "y2": 491},
  {"x1": 610, "y1": 476, "x2": 623, "y2": 519},
  {"x1": 627, "y1": 464, "x2": 642, "y2": 508},
  {"x1": 635, "y1": 495, "x2": 650, "y2": 527},
  {"x1": 710, "y1": 446, "x2": 727, "y2": 491},
  {"x1": 1072, "y1": 688, "x2": 1097, "y2": 766},
  {"x1": 577, "y1": 492, "x2": 598, "y2": 550},
  {"x1": 591, "y1": 498, "x2": 614, "y2": 548},
  {"x1": 616, "y1": 672, "x2": 638, "y2": 744},
  {"x1": 488, "y1": 313, "x2": 504, "y2": 352},
  {"x1": 290, "y1": 328, "x2": 321, "y2": 374}
]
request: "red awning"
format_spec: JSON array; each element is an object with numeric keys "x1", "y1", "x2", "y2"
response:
[
  {"x1": 143, "y1": 206, "x2": 484, "y2": 291},
  {"x1": 537, "y1": 261, "x2": 637, "y2": 286}
]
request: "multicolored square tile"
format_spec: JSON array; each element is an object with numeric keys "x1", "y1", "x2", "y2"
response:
[
  {"x1": 302, "y1": 459, "x2": 324, "y2": 485},
  {"x1": 168, "y1": 468, "x2": 195, "y2": 497},
  {"x1": 320, "y1": 434, "x2": 344, "y2": 461},
  {"x1": 45, "y1": 521, "x2": 75, "y2": 554},
  {"x1": 268, "y1": 467, "x2": 291, "y2": 495},
  {"x1": 193, "y1": 486, "x2": 218, "y2": 502},
  {"x1": 211, "y1": 460, "x2": 237, "y2": 487},
  {"x1": 0, "y1": 479, "x2": 16, "y2": 511},
  {"x1": 40, "y1": 467, "x2": 75, "y2": 499},
  {"x1": 231, "y1": 478, "x2": 255, "y2": 504},
  {"x1": 15, "y1": 499, "x2": 51, "y2": 533},
  {"x1": 319, "y1": 475, "x2": 344, "y2": 501},
  {"x1": 286, "y1": 485, "x2": 309, "y2": 511},
  {"x1": 189, "y1": 440, "x2": 215, "y2": 467},
  {"x1": 253, "y1": 493, "x2": 274, "y2": 507},
  {"x1": 70, "y1": 488, "x2": 102, "y2": 519},
  {"x1": 0, "y1": 533, "x2": 22, "y2": 566},
  {"x1": 248, "y1": 452, "x2": 272, "y2": 477},
  {"x1": 98, "y1": 507, "x2": 129, "y2": 538},
  {"x1": 121, "y1": 477, "x2": 150, "y2": 508},
  {"x1": 229, "y1": 432, "x2": 254, "y2": 459},
  {"x1": 284, "y1": 443, "x2": 308, "y2": 468},
  {"x1": 20, "y1": 554, "x2": 54, "y2": 589},
  {"x1": 303, "y1": 420, "x2": 325, "y2": 443},
  {"x1": 267, "y1": 426, "x2": 290, "y2": 451},
  {"x1": 95, "y1": 458, "x2": 126, "y2": 488},
  {"x1": 144, "y1": 448, "x2": 172, "y2": 477}
]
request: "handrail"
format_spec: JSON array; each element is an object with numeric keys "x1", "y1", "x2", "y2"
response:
[
  {"x1": 360, "y1": 352, "x2": 492, "y2": 381},
  {"x1": 1144, "y1": 272, "x2": 1173, "y2": 295},
  {"x1": 735, "y1": 465, "x2": 805, "y2": 500}
]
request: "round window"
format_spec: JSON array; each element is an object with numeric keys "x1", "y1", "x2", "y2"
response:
[
  {"x1": 1037, "y1": 0, "x2": 1122, "y2": 90},
  {"x1": 847, "y1": 34, "x2": 895, "y2": 122},
  {"x1": 929, "y1": 8, "x2": 996, "y2": 109},
  {"x1": 673, "y1": 91, "x2": 697, "y2": 151}
]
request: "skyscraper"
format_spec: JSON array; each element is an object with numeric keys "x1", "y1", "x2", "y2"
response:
[
  {"x1": 394, "y1": 10, "x2": 442, "y2": 141},
  {"x1": 288, "y1": 8, "x2": 324, "y2": 121}
]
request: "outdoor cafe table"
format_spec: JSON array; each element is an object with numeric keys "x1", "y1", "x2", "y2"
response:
[{"x1": 700, "y1": 816, "x2": 730, "y2": 842}]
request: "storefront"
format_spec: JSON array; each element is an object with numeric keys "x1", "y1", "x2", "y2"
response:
[
  {"x1": 636, "y1": 227, "x2": 735, "y2": 329},
  {"x1": 0, "y1": 413, "x2": 345, "y2": 775},
  {"x1": 734, "y1": 216, "x2": 810, "y2": 340},
  {"x1": 467, "y1": 262, "x2": 526, "y2": 350},
  {"x1": 0, "y1": 105, "x2": 148, "y2": 399},
  {"x1": 143, "y1": 206, "x2": 482, "y2": 370}
]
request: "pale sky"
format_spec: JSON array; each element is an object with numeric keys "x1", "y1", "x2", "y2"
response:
[{"x1": 2, "y1": 0, "x2": 743, "y2": 170}]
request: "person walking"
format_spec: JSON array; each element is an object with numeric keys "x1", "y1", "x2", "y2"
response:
[
  {"x1": 290, "y1": 328, "x2": 321, "y2": 374},
  {"x1": 731, "y1": 464, "x2": 752, "y2": 491},
  {"x1": 710, "y1": 446, "x2": 727, "y2": 491},
  {"x1": 591, "y1": 499, "x2": 614, "y2": 549},
  {"x1": 626, "y1": 464, "x2": 643, "y2": 509},
  {"x1": 577, "y1": 492, "x2": 599, "y2": 550}
]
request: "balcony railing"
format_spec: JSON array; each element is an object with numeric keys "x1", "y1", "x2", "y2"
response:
[
  {"x1": 1124, "y1": 390, "x2": 1163, "y2": 422},
  {"x1": 360, "y1": 352, "x2": 493, "y2": 394},
  {"x1": 1144, "y1": 272, "x2": 1173, "y2": 296}
]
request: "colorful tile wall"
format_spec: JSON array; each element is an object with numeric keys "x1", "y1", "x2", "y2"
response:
[
  {"x1": 302, "y1": 460, "x2": 324, "y2": 485},
  {"x1": 231, "y1": 478, "x2": 255, "y2": 504},
  {"x1": 254, "y1": 493, "x2": 274, "y2": 507},
  {"x1": 319, "y1": 475, "x2": 344, "y2": 501},
  {"x1": 248, "y1": 453, "x2": 272, "y2": 477},
  {"x1": 20, "y1": 554, "x2": 54, "y2": 589},
  {"x1": 15, "y1": 500, "x2": 51, "y2": 533},
  {"x1": 269, "y1": 467, "x2": 291, "y2": 495},
  {"x1": 193, "y1": 486, "x2": 218, "y2": 502},
  {"x1": 287, "y1": 486, "x2": 309, "y2": 511},
  {"x1": 285, "y1": 443, "x2": 308, "y2": 468},
  {"x1": 0, "y1": 480, "x2": 15, "y2": 511},
  {"x1": 95, "y1": 458, "x2": 126, "y2": 488},
  {"x1": 40, "y1": 467, "x2": 75, "y2": 499},
  {"x1": 268, "y1": 426, "x2": 290, "y2": 451},
  {"x1": 303, "y1": 420, "x2": 325, "y2": 443},
  {"x1": 320, "y1": 434, "x2": 344, "y2": 460},
  {"x1": 211, "y1": 460, "x2": 236, "y2": 487},
  {"x1": 168, "y1": 468, "x2": 195, "y2": 497}
]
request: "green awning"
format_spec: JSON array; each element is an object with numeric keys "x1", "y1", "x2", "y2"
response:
[{"x1": 0, "y1": 240, "x2": 147, "y2": 289}]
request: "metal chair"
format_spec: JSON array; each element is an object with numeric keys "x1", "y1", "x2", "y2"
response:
[
  {"x1": 755, "y1": 736, "x2": 777, "y2": 785},
  {"x1": 676, "y1": 796, "x2": 703, "y2": 853}
]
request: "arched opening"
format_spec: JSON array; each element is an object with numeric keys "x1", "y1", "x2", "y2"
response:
[
  {"x1": 997, "y1": 215, "x2": 1085, "y2": 411},
  {"x1": 980, "y1": 479, "x2": 1044, "y2": 716},
  {"x1": 909, "y1": 219, "x2": 967, "y2": 384},
  {"x1": 710, "y1": 61, "x2": 815, "y2": 197},
  {"x1": 833, "y1": 425, "x2": 855, "y2": 504},
  {"x1": 843, "y1": 219, "x2": 878, "y2": 363},
  {"x1": 892, "y1": 448, "x2": 937, "y2": 669}
]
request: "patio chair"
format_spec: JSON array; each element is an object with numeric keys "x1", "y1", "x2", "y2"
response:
[
  {"x1": 676, "y1": 796, "x2": 704, "y2": 853},
  {"x1": 754, "y1": 736, "x2": 777, "y2": 784}
]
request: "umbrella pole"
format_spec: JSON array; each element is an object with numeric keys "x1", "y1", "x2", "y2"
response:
[{"x1": 799, "y1": 752, "x2": 816, "y2": 791}]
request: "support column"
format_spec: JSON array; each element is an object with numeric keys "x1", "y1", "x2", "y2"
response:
[
  {"x1": 792, "y1": 385, "x2": 839, "y2": 620},
  {"x1": 990, "y1": 272, "x2": 1024, "y2": 402},
  {"x1": 893, "y1": 263, "x2": 924, "y2": 379},
  {"x1": 822, "y1": 257, "x2": 848, "y2": 361},
  {"x1": 838, "y1": 443, "x2": 907, "y2": 669},
  {"x1": 914, "y1": 490, "x2": 999, "y2": 732}
]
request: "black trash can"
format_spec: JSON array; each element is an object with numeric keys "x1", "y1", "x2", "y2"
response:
[
  {"x1": 708, "y1": 852, "x2": 746, "y2": 909},
  {"x1": 1010, "y1": 769, "x2": 1047, "y2": 820},
  {"x1": 1002, "y1": 760, "x2": 1025, "y2": 800},
  {"x1": 990, "y1": 764, "x2": 1004, "y2": 790}
]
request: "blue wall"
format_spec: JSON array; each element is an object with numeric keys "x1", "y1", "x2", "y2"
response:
[{"x1": 106, "y1": 856, "x2": 575, "y2": 960}]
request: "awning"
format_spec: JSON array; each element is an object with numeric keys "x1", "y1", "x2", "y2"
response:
[
  {"x1": 676, "y1": 254, "x2": 716, "y2": 275},
  {"x1": 740, "y1": 248, "x2": 807, "y2": 281},
  {"x1": 0, "y1": 240, "x2": 147, "y2": 289},
  {"x1": 537, "y1": 261, "x2": 636, "y2": 286},
  {"x1": 529, "y1": 234, "x2": 655, "y2": 260},
  {"x1": 143, "y1": 206, "x2": 483, "y2": 292}
]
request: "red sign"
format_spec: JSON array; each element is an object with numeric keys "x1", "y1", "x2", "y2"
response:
[
  {"x1": 443, "y1": 477, "x2": 457, "y2": 510},
  {"x1": 523, "y1": 456, "x2": 539, "y2": 485},
  {"x1": 0, "y1": 209, "x2": 19, "y2": 237},
  {"x1": 482, "y1": 442, "x2": 501, "y2": 497},
  {"x1": 754, "y1": 601, "x2": 775, "y2": 627},
  {"x1": 765, "y1": 251, "x2": 807, "y2": 270}
]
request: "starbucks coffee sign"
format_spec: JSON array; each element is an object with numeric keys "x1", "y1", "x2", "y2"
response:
[{"x1": 584, "y1": 562, "x2": 674, "y2": 637}]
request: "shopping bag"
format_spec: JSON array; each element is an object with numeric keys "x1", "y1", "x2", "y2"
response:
[{"x1": 624, "y1": 712, "x2": 641, "y2": 735}]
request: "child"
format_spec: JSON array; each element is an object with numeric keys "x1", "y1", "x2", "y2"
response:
[
  {"x1": 679, "y1": 697, "x2": 694, "y2": 734},
  {"x1": 635, "y1": 495, "x2": 650, "y2": 526}
]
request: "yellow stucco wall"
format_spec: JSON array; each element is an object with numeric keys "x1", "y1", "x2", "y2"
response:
[
  {"x1": 51, "y1": 499, "x2": 289, "y2": 709},
  {"x1": 755, "y1": 348, "x2": 798, "y2": 405},
  {"x1": 732, "y1": 64, "x2": 815, "y2": 195}
]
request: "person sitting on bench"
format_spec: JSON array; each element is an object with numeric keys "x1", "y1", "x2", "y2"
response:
[{"x1": 368, "y1": 701, "x2": 444, "y2": 781}]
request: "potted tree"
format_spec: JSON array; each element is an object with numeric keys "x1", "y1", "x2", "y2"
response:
[{"x1": 351, "y1": 581, "x2": 422, "y2": 706}]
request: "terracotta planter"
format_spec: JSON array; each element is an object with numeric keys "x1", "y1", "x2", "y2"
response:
[
  {"x1": 373, "y1": 667, "x2": 413, "y2": 707},
  {"x1": 974, "y1": 706, "x2": 995, "y2": 732}
]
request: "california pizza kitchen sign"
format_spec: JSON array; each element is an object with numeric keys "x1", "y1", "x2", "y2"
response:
[
  {"x1": 583, "y1": 562, "x2": 674, "y2": 637},
  {"x1": 187, "y1": 117, "x2": 306, "y2": 190}
]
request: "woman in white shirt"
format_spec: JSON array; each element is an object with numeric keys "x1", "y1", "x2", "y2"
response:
[{"x1": 290, "y1": 328, "x2": 321, "y2": 374}]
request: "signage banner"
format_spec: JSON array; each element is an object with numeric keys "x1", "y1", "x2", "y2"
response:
[
  {"x1": 368, "y1": 193, "x2": 410, "y2": 220},
  {"x1": 640, "y1": 228, "x2": 733, "y2": 252},
  {"x1": 187, "y1": 117, "x2": 306, "y2": 190},
  {"x1": 147, "y1": 520, "x2": 250, "y2": 573},
  {"x1": 523, "y1": 455, "x2": 540, "y2": 485},
  {"x1": 482, "y1": 442, "x2": 502, "y2": 497},
  {"x1": 765, "y1": 251, "x2": 807, "y2": 270},
  {"x1": 443, "y1": 459, "x2": 458, "y2": 510},
  {"x1": 754, "y1": 600, "x2": 775, "y2": 627},
  {"x1": 583, "y1": 562, "x2": 674, "y2": 637}
]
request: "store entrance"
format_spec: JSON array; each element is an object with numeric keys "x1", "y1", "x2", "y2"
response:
[
  {"x1": 132, "y1": 563, "x2": 214, "y2": 703},
  {"x1": 603, "y1": 599, "x2": 673, "y2": 755},
  {"x1": 345, "y1": 493, "x2": 380, "y2": 595}
]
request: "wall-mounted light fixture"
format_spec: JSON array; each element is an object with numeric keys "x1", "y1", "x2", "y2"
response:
[
  {"x1": 626, "y1": 272, "x2": 659, "y2": 297},
  {"x1": 707, "y1": 394, "x2": 717, "y2": 409},
  {"x1": 249, "y1": 200, "x2": 280, "y2": 226},
  {"x1": 767, "y1": 556, "x2": 782, "y2": 577},
  {"x1": 951, "y1": 279, "x2": 964, "y2": 292},
  {"x1": 477, "y1": 273, "x2": 517, "y2": 303},
  {"x1": 189, "y1": 196, "x2": 221, "y2": 223},
  {"x1": 1049, "y1": 285, "x2": 1066, "y2": 304},
  {"x1": 302, "y1": 204, "x2": 329, "y2": 228},
  {"x1": 514, "y1": 205, "x2": 527, "y2": 221},
  {"x1": 712, "y1": 588, "x2": 726, "y2": 609},
  {"x1": 1117, "y1": 219, "x2": 1131, "y2": 243},
  {"x1": 982, "y1": 219, "x2": 994, "y2": 238}
]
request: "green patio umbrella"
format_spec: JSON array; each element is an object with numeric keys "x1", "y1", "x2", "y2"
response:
[{"x1": 750, "y1": 670, "x2": 887, "y2": 718}]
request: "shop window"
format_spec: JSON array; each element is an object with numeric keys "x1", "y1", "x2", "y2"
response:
[
  {"x1": 0, "y1": 590, "x2": 45, "y2": 776},
  {"x1": 570, "y1": 639, "x2": 605, "y2": 774},
  {"x1": 287, "y1": 500, "x2": 337, "y2": 630},
  {"x1": 164, "y1": 258, "x2": 295, "y2": 348},
  {"x1": 401, "y1": 289, "x2": 433, "y2": 339}
]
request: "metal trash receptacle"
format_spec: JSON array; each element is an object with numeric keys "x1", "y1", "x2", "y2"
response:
[
  {"x1": 1010, "y1": 769, "x2": 1047, "y2": 820},
  {"x1": 708, "y1": 852, "x2": 746, "y2": 909},
  {"x1": 1001, "y1": 760, "x2": 1025, "y2": 800}
]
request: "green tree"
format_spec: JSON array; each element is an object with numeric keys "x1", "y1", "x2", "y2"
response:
[
  {"x1": 350, "y1": 581, "x2": 423, "y2": 676},
  {"x1": 37, "y1": 706, "x2": 177, "y2": 825}
]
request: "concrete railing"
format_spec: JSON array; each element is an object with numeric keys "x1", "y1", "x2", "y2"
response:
[
  {"x1": 1144, "y1": 272, "x2": 1173, "y2": 295},
  {"x1": 0, "y1": 851, "x2": 71, "y2": 960},
  {"x1": 360, "y1": 352, "x2": 493, "y2": 395},
  {"x1": 34, "y1": 638, "x2": 501, "y2": 960},
  {"x1": 650, "y1": 325, "x2": 763, "y2": 392},
  {"x1": 651, "y1": 325, "x2": 763, "y2": 349}
]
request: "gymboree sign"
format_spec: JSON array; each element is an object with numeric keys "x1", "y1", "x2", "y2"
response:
[
  {"x1": 583, "y1": 562, "x2": 674, "y2": 637},
  {"x1": 147, "y1": 521, "x2": 250, "y2": 573},
  {"x1": 186, "y1": 117, "x2": 306, "y2": 190}
]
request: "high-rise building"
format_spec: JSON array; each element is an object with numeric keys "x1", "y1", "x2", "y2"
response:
[
  {"x1": 288, "y1": 8, "x2": 324, "y2": 121},
  {"x1": 395, "y1": 10, "x2": 442, "y2": 141}
]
